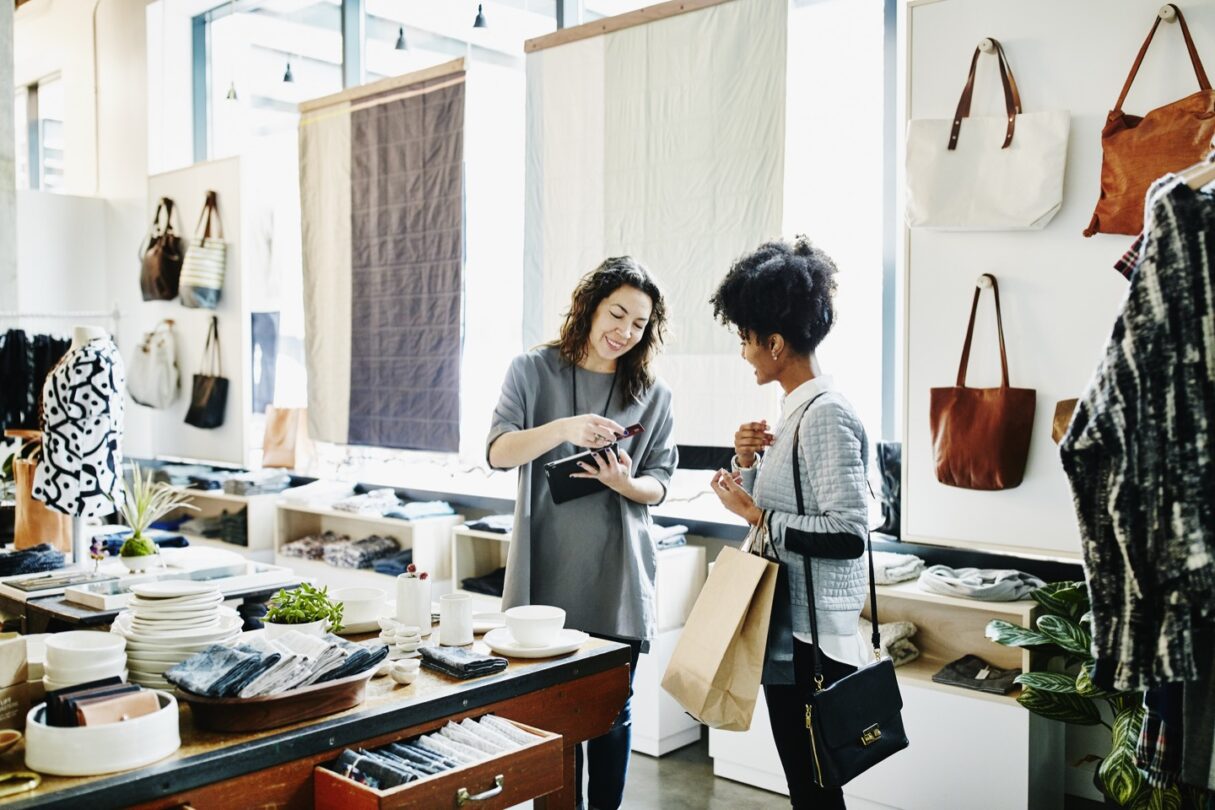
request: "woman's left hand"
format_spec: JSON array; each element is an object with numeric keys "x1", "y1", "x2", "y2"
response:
[
  {"x1": 711, "y1": 469, "x2": 763, "y2": 525},
  {"x1": 573, "y1": 447, "x2": 634, "y2": 493}
]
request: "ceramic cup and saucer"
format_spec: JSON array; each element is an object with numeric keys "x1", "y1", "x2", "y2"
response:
[{"x1": 482, "y1": 605, "x2": 588, "y2": 659}]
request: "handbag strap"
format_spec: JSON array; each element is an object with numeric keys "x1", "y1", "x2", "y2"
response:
[
  {"x1": 1115, "y1": 4, "x2": 1211, "y2": 113},
  {"x1": 790, "y1": 396, "x2": 881, "y2": 690},
  {"x1": 955, "y1": 273, "x2": 1009, "y2": 389},
  {"x1": 139, "y1": 197, "x2": 178, "y2": 260},
  {"x1": 949, "y1": 38, "x2": 1022, "y2": 151},
  {"x1": 194, "y1": 191, "x2": 225, "y2": 242},
  {"x1": 201, "y1": 316, "x2": 221, "y2": 377}
]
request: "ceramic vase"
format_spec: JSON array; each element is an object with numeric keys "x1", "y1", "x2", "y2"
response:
[{"x1": 396, "y1": 575, "x2": 432, "y2": 636}]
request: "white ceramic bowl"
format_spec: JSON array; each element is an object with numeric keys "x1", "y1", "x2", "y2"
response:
[
  {"x1": 44, "y1": 656, "x2": 127, "y2": 685},
  {"x1": 504, "y1": 605, "x2": 566, "y2": 648},
  {"x1": 24, "y1": 691, "x2": 180, "y2": 776},
  {"x1": 44, "y1": 632, "x2": 126, "y2": 670},
  {"x1": 264, "y1": 619, "x2": 326, "y2": 640},
  {"x1": 332, "y1": 586, "x2": 387, "y2": 627},
  {"x1": 120, "y1": 554, "x2": 161, "y2": 572}
]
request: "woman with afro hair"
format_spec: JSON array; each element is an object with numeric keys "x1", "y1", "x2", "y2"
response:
[{"x1": 708, "y1": 236, "x2": 871, "y2": 810}]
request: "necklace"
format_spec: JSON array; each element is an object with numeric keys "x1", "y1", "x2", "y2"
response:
[{"x1": 571, "y1": 362, "x2": 619, "y2": 418}]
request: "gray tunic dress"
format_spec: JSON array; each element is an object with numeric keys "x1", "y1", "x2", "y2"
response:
[{"x1": 487, "y1": 346, "x2": 677, "y2": 648}]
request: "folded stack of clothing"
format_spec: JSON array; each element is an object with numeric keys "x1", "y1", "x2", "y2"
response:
[
  {"x1": 333, "y1": 488, "x2": 401, "y2": 516},
  {"x1": 279, "y1": 480, "x2": 356, "y2": 508},
  {"x1": 373, "y1": 548, "x2": 414, "y2": 576},
  {"x1": 224, "y1": 470, "x2": 293, "y2": 496},
  {"x1": 384, "y1": 501, "x2": 456, "y2": 521},
  {"x1": 166, "y1": 633, "x2": 389, "y2": 698},
  {"x1": 931, "y1": 654, "x2": 1021, "y2": 695},
  {"x1": 280, "y1": 530, "x2": 350, "y2": 560},
  {"x1": 420, "y1": 646, "x2": 508, "y2": 680},
  {"x1": 653, "y1": 523, "x2": 688, "y2": 550},
  {"x1": 180, "y1": 509, "x2": 247, "y2": 546},
  {"x1": 878, "y1": 620, "x2": 920, "y2": 667},
  {"x1": 465, "y1": 514, "x2": 513, "y2": 534},
  {"x1": 461, "y1": 567, "x2": 506, "y2": 597},
  {"x1": 326, "y1": 715, "x2": 544, "y2": 789},
  {"x1": 148, "y1": 463, "x2": 216, "y2": 487},
  {"x1": 871, "y1": 551, "x2": 925, "y2": 585},
  {"x1": 918, "y1": 565, "x2": 1045, "y2": 602},
  {"x1": 188, "y1": 471, "x2": 237, "y2": 491},
  {"x1": 323, "y1": 534, "x2": 400, "y2": 569},
  {"x1": 0, "y1": 543, "x2": 65, "y2": 576}
]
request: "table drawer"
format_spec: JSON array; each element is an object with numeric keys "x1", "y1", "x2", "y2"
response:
[{"x1": 314, "y1": 719, "x2": 562, "y2": 810}]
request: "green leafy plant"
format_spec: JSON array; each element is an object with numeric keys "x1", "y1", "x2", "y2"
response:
[
  {"x1": 265, "y1": 583, "x2": 344, "y2": 633},
  {"x1": 986, "y1": 582, "x2": 1179, "y2": 809},
  {"x1": 117, "y1": 464, "x2": 196, "y2": 557}
]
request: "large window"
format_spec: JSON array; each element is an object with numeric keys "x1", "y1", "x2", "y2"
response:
[{"x1": 12, "y1": 76, "x2": 66, "y2": 193}]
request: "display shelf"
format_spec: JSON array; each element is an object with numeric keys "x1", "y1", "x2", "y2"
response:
[
  {"x1": 271, "y1": 554, "x2": 402, "y2": 593},
  {"x1": 180, "y1": 532, "x2": 275, "y2": 564},
  {"x1": 874, "y1": 580, "x2": 1037, "y2": 618},
  {"x1": 450, "y1": 525, "x2": 509, "y2": 613},
  {"x1": 890, "y1": 654, "x2": 1023, "y2": 705},
  {"x1": 164, "y1": 489, "x2": 279, "y2": 559}
]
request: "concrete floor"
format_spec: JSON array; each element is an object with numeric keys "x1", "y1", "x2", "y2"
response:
[{"x1": 620, "y1": 737, "x2": 788, "y2": 809}]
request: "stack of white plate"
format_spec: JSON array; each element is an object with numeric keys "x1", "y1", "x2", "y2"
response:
[
  {"x1": 109, "y1": 581, "x2": 242, "y2": 689},
  {"x1": 43, "y1": 631, "x2": 127, "y2": 691}
]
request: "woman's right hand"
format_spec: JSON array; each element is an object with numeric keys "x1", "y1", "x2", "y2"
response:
[
  {"x1": 734, "y1": 420, "x2": 774, "y2": 469},
  {"x1": 561, "y1": 414, "x2": 627, "y2": 449}
]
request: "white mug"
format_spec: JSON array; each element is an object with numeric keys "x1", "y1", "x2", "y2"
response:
[
  {"x1": 439, "y1": 593, "x2": 473, "y2": 646},
  {"x1": 396, "y1": 575, "x2": 432, "y2": 636}
]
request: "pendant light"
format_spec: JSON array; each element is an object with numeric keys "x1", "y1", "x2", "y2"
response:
[
  {"x1": 395, "y1": 26, "x2": 407, "y2": 51},
  {"x1": 472, "y1": 4, "x2": 487, "y2": 28},
  {"x1": 283, "y1": 60, "x2": 294, "y2": 83},
  {"x1": 226, "y1": 81, "x2": 238, "y2": 101}
]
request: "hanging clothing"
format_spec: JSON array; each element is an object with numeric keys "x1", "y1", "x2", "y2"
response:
[
  {"x1": 1060, "y1": 176, "x2": 1215, "y2": 691},
  {"x1": 487, "y1": 346, "x2": 678, "y2": 649},
  {"x1": 0, "y1": 329, "x2": 72, "y2": 432},
  {"x1": 32, "y1": 337, "x2": 125, "y2": 519}
]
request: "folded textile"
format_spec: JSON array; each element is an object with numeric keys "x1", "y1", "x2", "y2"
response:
[
  {"x1": 384, "y1": 742, "x2": 458, "y2": 775},
  {"x1": 333, "y1": 488, "x2": 401, "y2": 515},
  {"x1": 383, "y1": 501, "x2": 456, "y2": 521},
  {"x1": 166, "y1": 644, "x2": 282, "y2": 697},
  {"x1": 418, "y1": 732, "x2": 485, "y2": 764},
  {"x1": 871, "y1": 551, "x2": 925, "y2": 585},
  {"x1": 931, "y1": 654, "x2": 1021, "y2": 695},
  {"x1": 879, "y1": 621, "x2": 920, "y2": 668},
  {"x1": 652, "y1": 523, "x2": 688, "y2": 543},
  {"x1": 224, "y1": 470, "x2": 292, "y2": 496},
  {"x1": 480, "y1": 713, "x2": 545, "y2": 746},
  {"x1": 657, "y1": 534, "x2": 687, "y2": 551},
  {"x1": 317, "y1": 636, "x2": 389, "y2": 683},
  {"x1": 420, "y1": 646, "x2": 508, "y2": 680},
  {"x1": 188, "y1": 471, "x2": 236, "y2": 490},
  {"x1": 441, "y1": 720, "x2": 509, "y2": 754},
  {"x1": 280, "y1": 530, "x2": 349, "y2": 560},
  {"x1": 323, "y1": 534, "x2": 399, "y2": 569},
  {"x1": 464, "y1": 514, "x2": 513, "y2": 534},
  {"x1": 373, "y1": 548, "x2": 414, "y2": 576},
  {"x1": 460, "y1": 717, "x2": 517, "y2": 751},
  {"x1": 0, "y1": 544, "x2": 66, "y2": 576},
  {"x1": 461, "y1": 567, "x2": 505, "y2": 597},
  {"x1": 279, "y1": 480, "x2": 356, "y2": 508},
  {"x1": 333, "y1": 748, "x2": 416, "y2": 789},
  {"x1": 149, "y1": 463, "x2": 216, "y2": 487},
  {"x1": 918, "y1": 565, "x2": 1045, "y2": 601}
]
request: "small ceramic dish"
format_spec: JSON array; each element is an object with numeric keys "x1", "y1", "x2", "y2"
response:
[
  {"x1": 0, "y1": 729, "x2": 22, "y2": 755},
  {"x1": 389, "y1": 660, "x2": 419, "y2": 685},
  {"x1": 44, "y1": 632, "x2": 126, "y2": 670}
]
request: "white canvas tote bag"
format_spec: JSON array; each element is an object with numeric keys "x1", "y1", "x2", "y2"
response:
[
  {"x1": 180, "y1": 190, "x2": 227, "y2": 308},
  {"x1": 127, "y1": 319, "x2": 180, "y2": 409},
  {"x1": 906, "y1": 39, "x2": 1069, "y2": 230}
]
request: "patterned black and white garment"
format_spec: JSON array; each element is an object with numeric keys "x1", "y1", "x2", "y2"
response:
[{"x1": 32, "y1": 337, "x2": 126, "y2": 518}]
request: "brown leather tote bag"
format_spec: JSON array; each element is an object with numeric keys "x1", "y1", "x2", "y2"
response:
[
  {"x1": 140, "y1": 197, "x2": 185, "y2": 300},
  {"x1": 930, "y1": 275, "x2": 1036, "y2": 490},
  {"x1": 1085, "y1": 4, "x2": 1215, "y2": 236}
]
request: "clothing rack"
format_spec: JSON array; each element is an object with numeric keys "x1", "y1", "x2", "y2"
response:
[{"x1": 0, "y1": 306, "x2": 121, "y2": 321}]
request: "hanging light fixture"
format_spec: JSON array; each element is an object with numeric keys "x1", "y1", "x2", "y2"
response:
[
  {"x1": 283, "y1": 60, "x2": 295, "y2": 83},
  {"x1": 226, "y1": 80, "x2": 238, "y2": 101},
  {"x1": 472, "y1": 3, "x2": 487, "y2": 28},
  {"x1": 395, "y1": 26, "x2": 407, "y2": 50}
]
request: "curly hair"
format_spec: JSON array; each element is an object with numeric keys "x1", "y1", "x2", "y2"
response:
[
  {"x1": 709, "y1": 236, "x2": 839, "y2": 355},
  {"x1": 549, "y1": 256, "x2": 668, "y2": 406}
]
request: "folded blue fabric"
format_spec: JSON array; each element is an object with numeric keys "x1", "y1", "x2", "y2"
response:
[
  {"x1": 383, "y1": 501, "x2": 456, "y2": 521},
  {"x1": 166, "y1": 644, "x2": 281, "y2": 697},
  {"x1": 420, "y1": 646, "x2": 507, "y2": 680},
  {"x1": 317, "y1": 637, "x2": 389, "y2": 683},
  {"x1": 372, "y1": 548, "x2": 414, "y2": 576}
]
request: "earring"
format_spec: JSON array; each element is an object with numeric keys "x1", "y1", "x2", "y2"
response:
[{"x1": 771, "y1": 352, "x2": 778, "y2": 360}]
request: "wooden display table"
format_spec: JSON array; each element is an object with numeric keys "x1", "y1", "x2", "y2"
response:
[{"x1": 0, "y1": 638, "x2": 630, "y2": 809}]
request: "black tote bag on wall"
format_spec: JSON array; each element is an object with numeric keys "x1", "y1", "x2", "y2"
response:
[{"x1": 185, "y1": 316, "x2": 228, "y2": 429}]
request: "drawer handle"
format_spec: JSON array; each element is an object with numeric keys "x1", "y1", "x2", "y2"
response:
[{"x1": 456, "y1": 774, "x2": 505, "y2": 805}]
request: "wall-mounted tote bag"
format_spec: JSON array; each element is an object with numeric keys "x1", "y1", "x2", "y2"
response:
[
  {"x1": 1085, "y1": 4, "x2": 1215, "y2": 237},
  {"x1": 262, "y1": 407, "x2": 310, "y2": 469},
  {"x1": 185, "y1": 316, "x2": 228, "y2": 429},
  {"x1": 179, "y1": 190, "x2": 227, "y2": 309},
  {"x1": 930, "y1": 274, "x2": 1036, "y2": 490},
  {"x1": 905, "y1": 38, "x2": 1069, "y2": 230},
  {"x1": 139, "y1": 197, "x2": 184, "y2": 301},
  {"x1": 127, "y1": 320, "x2": 180, "y2": 409}
]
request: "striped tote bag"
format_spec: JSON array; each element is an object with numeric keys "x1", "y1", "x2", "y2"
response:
[{"x1": 180, "y1": 190, "x2": 227, "y2": 309}]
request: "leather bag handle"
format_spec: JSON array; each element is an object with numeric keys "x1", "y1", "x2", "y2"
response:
[
  {"x1": 201, "y1": 315, "x2": 222, "y2": 377},
  {"x1": 139, "y1": 197, "x2": 179, "y2": 260},
  {"x1": 194, "y1": 191, "x2": 225, "y2": 242},
  {"x1": 956, "y1": 274, "x2": 1010, "y2": 389},
  {"x1": 1115, "y1": 4, "x2": 1211, "y2": 113},
  {"x1": 949, "y1": 38, "x2": 1023, "y2": 151}
]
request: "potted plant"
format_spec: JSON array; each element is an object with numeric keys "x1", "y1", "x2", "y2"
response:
[
  {"x1": 985, "y1": 581, "x2": 1187, "y2": 809},
  {"x1": 117, "y1": 463, "x2": 195, "y2": 571},
  {"x1": 264, "y1": 582, "x2": 344, "y2": 638}
]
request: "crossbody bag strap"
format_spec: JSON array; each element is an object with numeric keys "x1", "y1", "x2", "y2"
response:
[
  {"x1": 1115, "y1": 5, "x2": 1211, "y2": 113},
  {"x1": 955, "y1": 273, "x2": 1009, "y2": 389}
]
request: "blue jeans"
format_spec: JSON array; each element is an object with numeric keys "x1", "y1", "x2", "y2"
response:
[{"x1": 575, "y1": 635, "x2": 642, "y2": 810}]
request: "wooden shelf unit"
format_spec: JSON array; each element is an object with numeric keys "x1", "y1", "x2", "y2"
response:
[
  {"x1": 164, "y1": 489, "x2": 281, "y2": 563},
  {"x1": 450, "y1": 525, "x2": 510, "y2": 612}
]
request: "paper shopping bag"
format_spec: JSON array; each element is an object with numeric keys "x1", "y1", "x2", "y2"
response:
[
  {"x1": 14, "y1": 458, "x2": 71, "y2": 553},
  {"x1": 661, "y1": 546, "x2": 779, "y2": 731}
]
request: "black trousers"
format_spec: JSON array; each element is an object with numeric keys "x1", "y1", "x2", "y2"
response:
[
  {"x1": 575, "y1": 635, "x2": 643, "y2": 810},
  {"x1": 763, "y1": 639, "x2": 858, "y2": 810}
]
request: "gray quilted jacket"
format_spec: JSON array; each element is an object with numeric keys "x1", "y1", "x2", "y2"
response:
[{"x1": 739, "y1": 389, "x2": 870, "y2": 648}]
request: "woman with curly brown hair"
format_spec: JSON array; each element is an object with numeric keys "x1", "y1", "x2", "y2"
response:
[{"x1": 487, "y1": 256, "x2": 677, "y2": 810}]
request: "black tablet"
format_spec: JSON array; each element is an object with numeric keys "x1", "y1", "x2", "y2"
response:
[{"x1": 543, "y1": 423, "x2": 644, "y2": 505}]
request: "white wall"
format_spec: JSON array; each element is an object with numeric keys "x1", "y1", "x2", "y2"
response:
[
  {"x1": 14, "y1": 190, "x2": 110, "y2": 315},
  {"x1": 0, "y1": 0, "x2": 15, "y2": 310}
]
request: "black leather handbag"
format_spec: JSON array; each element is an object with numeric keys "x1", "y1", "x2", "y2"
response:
[
  {"x1": 786, "y1": 406, "x2": 909, "y2": 788},
  {"x1": 184, "y1": 316, "x2": 228, "y2": 430}
]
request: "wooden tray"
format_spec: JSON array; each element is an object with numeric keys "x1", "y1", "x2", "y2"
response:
[{"x1": 176, "y1": 668, "x2": 377, "y2": 732}]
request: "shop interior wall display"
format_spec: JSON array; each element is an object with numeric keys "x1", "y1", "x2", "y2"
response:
[
  {"x1": 300, "y1": 61, "x2": 466, "y2": 453},
  {"x1": 129, "y1": 157, "x2": 249, "y2": 466},
  {"x1": 901, "y1": 0, "x2": 1215, "y2": 557},
  {"x1": 524, "y1": 0, "x2": 787, "y2": 446}
]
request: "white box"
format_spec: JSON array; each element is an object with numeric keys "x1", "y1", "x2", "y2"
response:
[
  {"x1": 632, "y1": 626, "x2": 702, "y2": 756},
  {"x1": 655, "y1": 545, "x2": 705, "y2": 632}
]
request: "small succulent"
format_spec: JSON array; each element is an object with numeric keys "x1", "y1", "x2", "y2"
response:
[
  {"x1": 266, "y1": 583, "x2": 344, "y2": 633},
  {"x1": 117, "y1": 464, "x2": 196, "y2": 557}
]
